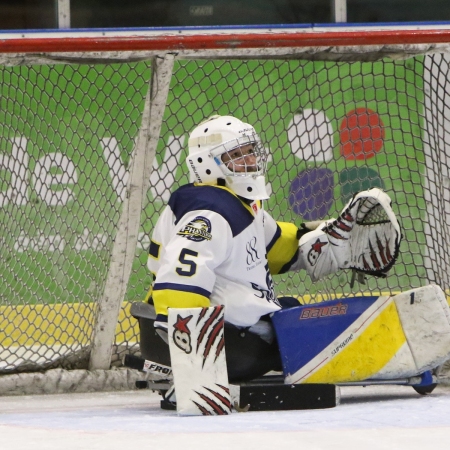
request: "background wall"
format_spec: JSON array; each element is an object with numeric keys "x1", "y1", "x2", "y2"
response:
[{"x1": 1, "y1": 0, "x2": 450, "y2": 30}]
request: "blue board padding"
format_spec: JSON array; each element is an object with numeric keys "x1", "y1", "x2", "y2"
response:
[
  {"x1": 5, "y1": 22, "x2": 450, "y2": 35},
  {"x1": 272, "y1": 296, "x2": 379, "y2": 377}
]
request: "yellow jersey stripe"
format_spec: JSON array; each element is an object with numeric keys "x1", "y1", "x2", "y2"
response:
[{"x1": 153, "y1": 289, "x2": 210, "y2": 316}]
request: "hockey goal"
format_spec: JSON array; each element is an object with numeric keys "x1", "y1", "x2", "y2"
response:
[{"x1": 1, "y1": 25, "x2": 450, "y2": 394}]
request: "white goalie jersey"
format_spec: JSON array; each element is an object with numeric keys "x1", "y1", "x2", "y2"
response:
[{"x1": 147, "y1": 183, "x2": 300, "y2": 327}]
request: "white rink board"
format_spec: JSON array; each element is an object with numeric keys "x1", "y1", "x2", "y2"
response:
[{"x1": 1, "y1": 385, "x2": 450, "y2": 450}]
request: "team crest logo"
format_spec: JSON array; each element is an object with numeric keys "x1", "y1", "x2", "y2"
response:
[
  {"x1": 308, "y1": 239, "x2": 327, "y2": 266},
  {"x1": 173, "y1": 314, "x2": 193, "y2": 353},
  {"x1": 177, "y1": 216, "x2": 212, "y2": 242}
]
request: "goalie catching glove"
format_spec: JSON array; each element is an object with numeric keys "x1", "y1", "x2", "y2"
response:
[{"x1": 298, "y1": 188, "x2": 401, "y2": 281}]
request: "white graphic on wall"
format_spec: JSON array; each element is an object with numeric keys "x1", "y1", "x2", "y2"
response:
[
  {"x1": 101, "y1": 135, "x2": 185, "y2": 203},
  {"x1": 101, "y1": 137, "x2": 129, "y2": 202},
  {"x1": 287, "y1": 108, "x2": 334, "y2": 162},
  {"x1": 0, "y1": 137, "x2": 77, "y2": 207}
]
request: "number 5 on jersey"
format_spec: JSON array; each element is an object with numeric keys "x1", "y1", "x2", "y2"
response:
[{"x1": 176, "y1": 248, "x2": 198, "y2": 277}]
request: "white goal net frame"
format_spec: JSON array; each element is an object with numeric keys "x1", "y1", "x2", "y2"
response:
[{"x1": 1, "y1": 25, "x2": 450, "y2": 394}]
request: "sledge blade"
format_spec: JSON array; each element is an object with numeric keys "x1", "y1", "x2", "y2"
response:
[
  {"x1": 123, "y1": 354, "x2": 173, "y2": 378},
  {"x1": 234, "y1": 383, "x2": 339, "y2": 412}
]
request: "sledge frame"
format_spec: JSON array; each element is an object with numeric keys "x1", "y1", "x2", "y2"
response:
[{"x1": 128, "y1": 301, "x2": 442, "y2": 412}]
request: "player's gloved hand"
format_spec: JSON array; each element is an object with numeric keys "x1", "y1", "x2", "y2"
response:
[
  {"x1": 154, "y1": 314, "x2": 169, "y2": 344},
  {"x1": 298, "y1": 188, "x2": 401, "y2": 281}
]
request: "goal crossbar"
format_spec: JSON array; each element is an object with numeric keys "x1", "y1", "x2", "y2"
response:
[{"x1": 0, "y1": 26, "x2": 450, "y2": 59}]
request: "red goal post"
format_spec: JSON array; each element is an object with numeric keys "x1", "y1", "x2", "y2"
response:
[{"x1": 1, "y1": 24, "x2": 450, "y2": 394}]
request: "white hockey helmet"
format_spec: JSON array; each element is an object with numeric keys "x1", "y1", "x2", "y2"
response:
[{"x1": 187, "y1": 115, "x2": 269, "y2": 200}]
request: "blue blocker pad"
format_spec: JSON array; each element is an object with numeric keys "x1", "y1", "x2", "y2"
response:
[{"x1": 271, "y1": 295, "x2": 396, "y2": 384}]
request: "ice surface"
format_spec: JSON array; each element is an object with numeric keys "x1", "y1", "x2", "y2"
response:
[{"x1": 1, "y1": 385, "x2": 450, "y2": 450}]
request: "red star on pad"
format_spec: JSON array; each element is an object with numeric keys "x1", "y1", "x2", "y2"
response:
[
  {"x1": 174, "y1": 314, "x2": 193, "y2": 334},
  {"x1": 312, "y1": 239, "x2": 327, "y2": 254}
]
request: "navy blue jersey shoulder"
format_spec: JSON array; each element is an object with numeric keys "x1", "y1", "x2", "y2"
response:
[{"x1": 168, "y1": 184, "x2": 254, "y2": 237}]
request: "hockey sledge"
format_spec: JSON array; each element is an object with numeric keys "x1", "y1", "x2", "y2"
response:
[
  {"x1": 127, "y1": 284, "x2": 450, "y2": 413},
  {"x1": 124, "y1": 353, "x2": 340, "y2": 412},
  {"x1": 128, "y1": 302, "x2": 340, "y2": 412}
]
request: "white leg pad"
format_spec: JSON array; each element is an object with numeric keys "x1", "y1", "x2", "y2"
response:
[
  {"x1": 393, "y1": 284, "x2": 450, "y2": 373},
  {"x1": 168, "y1": 305, "x2": 232, "y2": 416}
]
